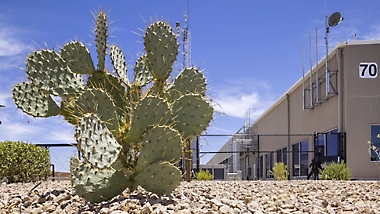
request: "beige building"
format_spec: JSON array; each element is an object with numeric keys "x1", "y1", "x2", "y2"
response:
[{"x1": 208, "y1": 40, "x2": 380, "y2": 180}]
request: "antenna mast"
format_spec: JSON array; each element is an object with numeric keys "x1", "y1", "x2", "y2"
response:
[
  {"x1": 183, "y1": 13, "x2": 191, "y2": 68},
  {"x1": 176, "y1": 2, "x2": 191, "y2": 69},
  {"x1": 325, "y1": 12, "x2": 343, "y2": 97}
]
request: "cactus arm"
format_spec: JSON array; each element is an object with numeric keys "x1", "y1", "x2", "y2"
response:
[
  {"x1": 144, "y1": 21, "x2": 178, "y2": 81},
  {"x1": 12, "y1": 82, "x2": 61, "y2": 117},
  {"x1": 95, "y1": 11, "x2": 108, "y2": 72},
  {"x1": 60, "y1": 41, "x2": 95, "y2": 74},
  {"x1": 172, "y1": 94, "x2": 214, "y2": 138},
  {"x1": 27, "y1": 50, "x2": 85, "y2": 96},
  {"x1": 134, "y1": 161, "x2": 181, "y2": 196},
  {"x1": 109, "y1": 45, "x2": 129, "y2": 86},
  {"x1": 75, "y1": 113, "x2": 121, "y2": 169},
  {"x1": 136, "y1": 125, "x2": 182, "y2": 172}
]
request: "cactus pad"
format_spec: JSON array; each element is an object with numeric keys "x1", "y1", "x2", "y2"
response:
[
  {"x1": 144, "y1": 21, "x2": 179, "y2": 81},
  {"x1": 95, "y1": 11, "x2": 108, "y2": 71},
  {"x1": 74, "y1": 88, "x2": 120, "y2": 136},
  {"x1": 134, "y1": 54, "x2": 153, "y2": 86},
  {"x1": 134, "y1": 161, "x2": 181, "y2": 195},
  {"x1": 70, "y1": 160, "x2": 130, "y2": 203},
  {"x1": 12, "y1": 82, "x2": 61, "y2": 117},
  {"x1": 110, "y1": 45, "x2": 129, "y2": 85},
  {"x1": 126, "y1": 96, "x2": 172, "y2": 143},
  {"x1": 60, "y1": 41, "x2": 95, "y2": 74},
  {"x1": 75, "y1": 113, "x2": 121, "y2": 168},
  {"x1": 172, "y1": 94, "x2": 213, "y2": 138},
  {"x1": 27, "y1": 50, "x2": 84, "y2": 96},
  {"x1": 87, "y1": 73, "x2": 129, "y2": 126},
  {"x1": 136, "y1": 125, "x2": 182, "y2": 171},
  {"x1": 165, "y1": 67, "x2": 207, "y2": 102}
]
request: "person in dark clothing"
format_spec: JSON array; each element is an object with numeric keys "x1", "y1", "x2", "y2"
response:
[{"x1": 307, "y1": 148, "x2": 323, "y2": 180}]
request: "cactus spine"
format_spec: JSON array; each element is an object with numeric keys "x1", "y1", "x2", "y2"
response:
[{"x1": 12, "y1": 11, "x2": 213, "y2": 203}]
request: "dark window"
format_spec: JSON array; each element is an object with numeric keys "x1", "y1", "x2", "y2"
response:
[
  {"x1": 370, "y1": 125, "x2": 380, "y2": 162},
  {"x1": 258, "y1": 156, "x2": 263, "y2": 178},
  {"x1": 265, "y1": 153, "x2": 274, "y2": 178},
  {"x1": 283, "y1": 147, "x2": 288, "y2": 165},
  {"x1": 316, "y1": 134, "x2": 325, "y2": 155},
  {"x1": 214, "y1": 168, "x2": 224, "y2": 180},
  {"x1": 277, "y1": 149, "x2": 281, "y2": 163},
  {"x1": 292, "y1": 143, "x2": 300, "y2": 176},
  {"x1": 276, "y1": 147, "x2": 288, "y2": 165},
  {"x1": 293, "y1": 140, "x2": 309, "y2": 176},
  {"x1": 326, "y1": 129, "x2": 339, "y2": 156},
  {"x1": 300, "y1": 140, "x2": 309, "y2": 176}
]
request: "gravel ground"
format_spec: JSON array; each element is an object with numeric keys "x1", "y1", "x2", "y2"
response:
[{"x1": 1, "y1": 180, "x2": 380, "y2": 213}]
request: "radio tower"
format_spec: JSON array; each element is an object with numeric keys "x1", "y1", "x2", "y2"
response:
[
  {"x1": 176, "y1": 2, "x2": 194, "y2": 182},
  {"x1": 176, "y1": 7, "x2": 191, "y2": 69}
]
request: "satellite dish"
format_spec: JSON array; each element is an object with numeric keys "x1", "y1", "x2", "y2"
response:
[{"x1": 328, "y1": 12, "x2": 343, "y2": 27}]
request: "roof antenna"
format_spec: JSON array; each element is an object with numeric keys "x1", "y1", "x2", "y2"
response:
[{"x1": 325, "y1": 12, "x2": 343, "y2": 97}]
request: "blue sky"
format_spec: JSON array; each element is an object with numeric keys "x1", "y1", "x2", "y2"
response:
[{"x1": 1, "y1": 1, "x2": 380, "y2": 172}]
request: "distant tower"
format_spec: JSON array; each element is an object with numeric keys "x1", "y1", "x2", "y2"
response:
[
  {"x1": 176, "y1": 6, "x2": 194, "y2": 181},
  {"x1": 176, "y1": 12, "x2": 192, "y2": 69}
]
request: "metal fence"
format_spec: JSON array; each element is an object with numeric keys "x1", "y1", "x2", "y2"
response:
[
  {"x1": 35, "y1": 131, "x2": 346, "y2": 181},
  {"x1": 196, "y1": 132, "x2": 346, "y2": 180}
]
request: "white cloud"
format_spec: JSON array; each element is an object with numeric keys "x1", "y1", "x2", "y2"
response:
[
  {"x1": 367, "y1": 23, "x2": 380, "y2": 40},
  {"x1": 0, "y1": 92, "x2": 11, "y2": 107},
  {"x1": 0, "y1": 27, "x2": 28, "y2": 57},
  {"x1": 211, "y1": 78, "x2": 277, "y2": 120},
  {"x1": 0, "y1": 106, "x2": 76, "y2": 144},
  {"x1": 0, "y1": 24, "x2": 29, "y2": 73}
]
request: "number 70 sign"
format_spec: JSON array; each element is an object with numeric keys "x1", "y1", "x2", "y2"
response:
[{"x1": 359, "y1": 62, "x2": 378, "y2": 78}]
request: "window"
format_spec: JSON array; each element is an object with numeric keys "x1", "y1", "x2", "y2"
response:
[
  {"x1": 300, "y1": 141, "x2": 308, "y2": 176},
  {"x1": 276, "y1": 147, "x2": 288, "y2": 165},
  {"x1": 257, "y1": 156, "x2": 263, "y2": 178},
  {"x1": 292, "y1": 143, "x2": 299, "y2": 176},
  {"x1": 326, "y1": 129, "x2": 339, "y2": 156},
  {"x1": 265, "y1": 152, "x2": 274, "y2": 178},
  {"x1": 370, "y1": 125, "x2": 380, "y2": 162},
  {"x1": 292, "y1": 140, "x2": 309, "y2": 176},
  {"x1": 316, "y1": 134, "x2": 325, "y2": 156},
  {"x1": 316, "y1": 128, "x2": 340, "y2": 157}
]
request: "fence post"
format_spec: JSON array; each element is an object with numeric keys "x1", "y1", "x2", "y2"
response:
[
  {"x1": 196, "y1": 136, "x2": 200, "y2": 173},
  {"x1": 186, "y1": 138, "x2": 191, "y2": 182},
  {"x1": 257, "y1": 135, "x2": 260, "y2": 180},
  {"x1": 51, "y1": 164, "x2": 55, "y2": 181}
]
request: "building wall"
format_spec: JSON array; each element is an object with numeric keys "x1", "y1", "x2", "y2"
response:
[
  {"x1": 208, "y1": 41, "x2": 380, "y2": 180},
  {"x1": 249, "y1": 42, "x2": 380, "y2": 179},
  {"x1": 343, "y1": 43, "x2": 380, "y2": 179}
]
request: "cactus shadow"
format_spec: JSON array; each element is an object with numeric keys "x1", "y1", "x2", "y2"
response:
[
  {"x1": 76, "y1": 192, "x2": 176, "y2": 213},
  {"x1": 129, "y1": 192, "x2": 176, "y2": 206}
]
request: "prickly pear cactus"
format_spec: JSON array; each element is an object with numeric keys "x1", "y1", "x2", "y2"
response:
[{"x1": 12, "y1": 11, "x2": 214, "y2": 203}]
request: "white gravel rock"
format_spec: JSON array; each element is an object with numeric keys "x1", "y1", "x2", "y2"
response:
[{"x1": 0, "y1": 180, "x2": 380, "y2": 213}]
